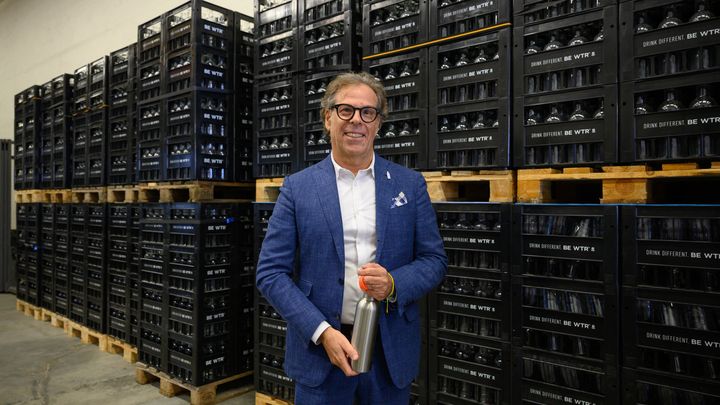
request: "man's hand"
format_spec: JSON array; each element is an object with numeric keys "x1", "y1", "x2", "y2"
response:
[
  {"x1": 358, "y1": 263, "x2": 393, "y2": 301},
  {"x1": 319, "y1": 328, "x2": 359, "y2": 377}
]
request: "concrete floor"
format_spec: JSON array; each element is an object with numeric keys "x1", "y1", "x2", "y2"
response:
[{"x1": 0, "y1": 293, "x2": 256, "y2": 405}]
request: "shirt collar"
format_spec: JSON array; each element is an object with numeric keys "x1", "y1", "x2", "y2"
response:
[{"x1": 330, "y1": 153, "x2": 375, "y2": 180}]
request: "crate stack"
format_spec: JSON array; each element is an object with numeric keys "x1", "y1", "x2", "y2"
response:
[
  {"x1": 84, "y1": 204, "x2": 108, "y2": 332},
  {"x1": 428, "y1": 0, "x2": 512, "y2": 170},
  {"x1": 253, "y1": 202, "x2": 295, "y2": 401},
  {"x1": 233, "y1": 14, "x2": 255, "y2": 181},
  {"x1": 15, "y1": 204, "x2": 41, "y2": 305},
  {"x1": 137, "y1": 1, "x2": 251, "y2": 183},
  {"x1": 513, "y1": 0, "x2": 619, "y2": 167},
  {"x1": 619, "y1": 0, "x2": 720, "y2": 163},
  {"x1": 39, "y1": 84, "x2": 54, "y2": 188},
  {"x1": 254, "y1": 0, "x2": 299, "y2": 177},
  {"x1": 362, "y1": 0, "x2": 429, "y2": 169},
  {"x1": 13, "y1": 86, "x2": 43, "y2": 190},
  {"x1": 39, "y1": 204, "x2": 55, "y2": 311},
  {"x1": 53, "y1": 204, "x2": 70, "y2": 317},
  {"x1": 68, "y1": 204, "x2": 87, "y2": 325},
  {"x1": 72, "y1": 64, "x2": 91, "y2": 187},
  {"x1": 428, "y1": 203, "x2": 512, "y2": 405},
  {"x1": 621, "y1": 205, "x2": 720, "y2": 403},
  {"x1": 108, "y1": 45, "x2": 138, "y2": 186},
  {"x1": 511, "y1": 204, "x2": 620, "y2": 404},
  {"x1": 138, "y1": 202, "x2": 254, "y2": 385},
  {"x1": 107, "y1": 204, "x2": 133, "y2": 342},
  {"x1": 299, "y1": 0, "x2": 363, "y2": 167}
]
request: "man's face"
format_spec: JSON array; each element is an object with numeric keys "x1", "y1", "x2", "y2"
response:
[{"x1": 324, "y1": 83, "x2": 382, "y2": 165}]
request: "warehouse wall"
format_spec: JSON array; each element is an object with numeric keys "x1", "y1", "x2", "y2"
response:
[{"x1": 0, "y1": 0, "x2": 254, "y2": 228}]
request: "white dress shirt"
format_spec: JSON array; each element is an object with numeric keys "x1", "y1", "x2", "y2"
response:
[{"x1": 311, "y1": 154, "x2": 377, "y2": 344}]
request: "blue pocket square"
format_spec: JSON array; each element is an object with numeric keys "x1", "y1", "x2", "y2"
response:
[{"x1": 390, "y1": 192, "x2": 407, "y2": 208}]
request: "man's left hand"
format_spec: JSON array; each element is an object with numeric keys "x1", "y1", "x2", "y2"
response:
[{"x1": 358, "y1": 263, "x2": 393, "y2": 301}]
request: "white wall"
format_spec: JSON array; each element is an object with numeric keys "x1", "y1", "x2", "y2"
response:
[{"x1": 0, "y1": 0, "x2": 254, "y2": 228}]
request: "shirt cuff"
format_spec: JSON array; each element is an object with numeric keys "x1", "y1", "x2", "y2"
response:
[{"x1": 311, "y1": 321, "x2": 331, "y2": 345}]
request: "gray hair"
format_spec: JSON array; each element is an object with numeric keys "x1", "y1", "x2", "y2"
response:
[{"x1": 319, "y1": 71, "x2": 388, "y2": 125}]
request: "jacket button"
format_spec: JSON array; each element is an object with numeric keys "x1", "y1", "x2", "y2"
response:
[{"x1": 337, "y1": 278, "x2": 343, "y2": 285}]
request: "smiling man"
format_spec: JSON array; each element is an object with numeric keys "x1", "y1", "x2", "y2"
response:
[{"x1": 256, "y1": 72, "x2": 447, "y2": 404}]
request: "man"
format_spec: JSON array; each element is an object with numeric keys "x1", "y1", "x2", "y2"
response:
[{"x1": 256, "y1": 71, "x2": 447, "y2": 404}]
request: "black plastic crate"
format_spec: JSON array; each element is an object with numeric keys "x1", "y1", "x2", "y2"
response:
[
  {"x1": 89, "y1": 56, "x2": 110, "y2": 109},
  {"x1": 256, "y1": 29, "x2": 297, "y2": 81},
  {"x1": 299, "y1": 1, "x2": 363, "y2": 71},
  {"x1": 619, "y1": 0, "x2": 720, "y2": 83},
  {"x1": 74, "y1": 64, "x2": 90, "y2": 114},
  {"x1": 138, "y1": 61, "x2": 163, "y2": 102},
  {"x1": 137, "y1": 100, "x2": 164, "y2": 143},
  {"x1": 429, "y1": 0, "x2": 510, "y2": 40},
  {"x1": 49, "y1": 74, "x2": 75, "y2": 107},
  {"x1": 429, "y1": 29, "x2": 512, "y2": 169},
  {"x1": 166, "y1": 45, "x2": 233, "y2": 96},
  {"x1": 619, "y1": 72, "x2": 720, "y2": 163},
  {"x1": 255, "y1": 0, "x2": 297, "y2": 42},
  {"x1": 137, "y1": 140, "x2": 163, "y2": 182},
  {"x1": 363, "y1": 0, "x2": 428, "y2": 56},
  {"x1": 622, "y1": 367, "x2": 720, "y2": 404},
  {"x1": 514, "y1": 85, "x2": 618, "y2": 167},
  {"x1": 164, "y1": 1, "x2": 237, "y2": 53},
  {"x1": 513, "y1": 6, "x2": 618, "y2": 97},
  {"x1": 300, "y1": 71, "x2": 335, "y2": 167},
  {"x1": 111, "y1": 44, "x2": 138, "y2": 86},
  {"x1": 513, "y1": 347, "x2": 620, "y2": 405},
  {"x1": 138, "y1": 15, "x2": 165, "y2": 65},
  {"x1": 429, "y1": 332, "x2": 511, "y2": 405},
  {"x1": 514, "y1": 0, "x2": 610, "y2": 26},
  {"x1": 365, "y1": 49, "x2": 429, "y2": 169},
  {"x1": 254, "y1": 77, "x2": 299, "y2": 178},
  {"x1": 164, "y1": 91, "x2": 234, "y2": 181}
]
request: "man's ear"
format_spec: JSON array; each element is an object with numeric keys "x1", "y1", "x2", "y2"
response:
[{"x1": 323, "y1": 109, "x2": 331, "y2": 132}]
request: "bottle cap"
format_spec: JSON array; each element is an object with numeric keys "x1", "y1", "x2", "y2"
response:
[{"x1": 359, "y1": 276, "x2": 369, "y2": 292}]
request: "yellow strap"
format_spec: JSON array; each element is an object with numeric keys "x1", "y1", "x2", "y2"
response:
[{"x1": 385, "y1": 273, "x2": 395, "y2": 314}]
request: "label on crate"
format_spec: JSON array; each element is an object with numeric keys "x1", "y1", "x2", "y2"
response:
[
  {"x1": 260, "y1": 103, "x2": 291, "y2": 114},
  {"x1": 205, "y1": 355, "x2": 225, "y2": 366},
  {"x1": 142, "y1": 342, "x2": 162, "y2": 354},
  {"x1": 637, "y1": 323, "x2": 720, "y2": 358},
  {"x1": 170, "y1": 353, "x2": 192, "y2": 366},
  {"x1": 439, "y1": 62, "x2": 498, "y2": 85},
  {"x1": 524, "y1": 384, "x2": 601, "y2": 405},
  {"x1": 203, "y1": 67, "x2": 224, "y2": 78},
  {"x1": 261, "y1": 319, "x2": 288, "y2": 333},
  {"x1": 259, "y1": 151, "x2": 292, "y2": 160},
  {"x1": 438, "y1": 294, "x2": 500, "y2": 318},
  {"x1": 202, "y1": 23, "x2": 226, "y2": 36},
  {"x1": 439, "y1": 0, "x2": 497, "y2": 24},
  {"x1": 143, "y1": 302, "x2": 162, "y2": 313},
  {"x1": 140, "y1": 160, "x2": 160, "y2": 168},
  {"x1": 307, "y1": 147, "x2": 331, "y2": 157},
  {"x1": 142, "y1": 36, "x2": 160, "y2": 50},
  {"x1": 524, "y1": 44, "x2": 603, "y2": 75},
  {"x1": 524, "y1": 308, "x2": 604, "y2": 339},
  {"x1": 202, "y1": 112, "x2": 225, "y2": 121},
  {"x1": 306, "y1": 39, "x2": 343, "y2": 58},
  {"x1": 383, "y1": 78, "x2": 418, "y2": 95},
  {"x1": 260, "y1": 54, "x2": 292, "y2": 68},
  {"x1": 206, "y1": 224, "x2": 227, "y2": 232},
  {"x1": 441, "y1": 229, "x2": 498, "y2": 248},
  {"x1": 168, "y1": 157, "x2": 191, "y2": 166},
  {"x1": 525, "y1": 120, "x2": 605, "y2": 145},
  {"x1": 438, "y1": 357, "x2": 501, "y2": 387},
  {"x1": 634, "y1": 19, "x2": 720, "y2": 58},
  {"x1": 111, "y1": 252, "x2": 128, "y2": 261},
  {"x1": 205, "y1": 311, "x2": 226, "y2": 321},
  {"x1": 140, "y1": 118, "x2": 160, "y2": 129},
  {"x1": 374, "y1": 140, "x2": 417, "y2": 152},
  {"x1": 141, "y1": 77, "x2": 160, "y2": 88},
  {"x1": 169, "y1": 113, "x2": 191, "y2": 122},
  {"x1": 371, "y1": 19, "x2": 418, "y2": 41},
  {"x1": 261, "y1": 366, "x2": 293, "y2": 383},
  {"x1": 523, "y1": 236, "x2": 603, "y2": 260},
  {"x1": 637, "y1": 240, "x2": 720, "y2": 268},
  {"x1": 633, "y1": 107, "x2": 720, "y2": 139}
]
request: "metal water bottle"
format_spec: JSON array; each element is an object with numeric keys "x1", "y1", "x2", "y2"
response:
[{"x1": 351, "y1": 293, "x2": 379, "y2": 373}]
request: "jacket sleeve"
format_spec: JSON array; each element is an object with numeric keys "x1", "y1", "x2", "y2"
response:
[
  {"x1": 390, "y1": 173, "x2": 448, "y2": 314},
  {"x1": 255, "y1": 175, "x2": 328, "y2": 344}
]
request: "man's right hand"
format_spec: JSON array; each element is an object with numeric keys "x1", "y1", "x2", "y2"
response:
[{"x1": 318, "y1": 328, "x2": 359, "y2": 377}]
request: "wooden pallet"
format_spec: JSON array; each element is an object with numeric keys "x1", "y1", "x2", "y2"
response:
[
  {"x1": 107, "y1": 185, "x2": 140, "y2": 203},
  {"x1": 255, "y1": 178, "x2": 284, "y2": 202},
  {"x1": 256, "y1": 392, "x2": 293, "y2": 405},
  {"x1": 135, "y1": 363, "x2": 253, "y2": 405},
  {"x1": 15, "y1": 189, "x2": 72, "y2": 203},
  {"x1": 16, "y1": 299, "x2": 44, "y2": 320},
  {"x1": 103, "y1": 335, "x2": 138, "y2": 363},
  {"x1": 42, "y1": 308, "x2": 68, "y2": 329},
  {"x1": 71, "y1": 187, "x2": 107, "y2": 203},
  {"x1": 517, "y1": 162, "x2": 720, "y2": 203},
  {"x1": 138, "y1": 181, "x2": 254, "y2": 203},
  {"x1": 423, "y1": 170, "x2": 515, "y2": 202}
]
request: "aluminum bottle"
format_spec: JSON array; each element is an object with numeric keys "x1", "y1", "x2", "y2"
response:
[{"x1": 351, "y1": 293, "x2": 380, "y2": 373}]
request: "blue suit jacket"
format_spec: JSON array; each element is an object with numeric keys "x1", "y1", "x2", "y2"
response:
[{"x1": 256, "y1": 154, "x2": 447, "y2": 388}]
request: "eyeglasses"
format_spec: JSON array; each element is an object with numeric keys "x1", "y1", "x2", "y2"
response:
[{"x1": 331, "y1": 104, "x2": 381, "y2": 123}]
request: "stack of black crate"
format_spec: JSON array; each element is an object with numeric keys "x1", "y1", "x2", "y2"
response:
[
  {"x1": 15, "y1": 204, "x2": 41, "y2": 305},
  {"x1": 39, "y1": 204, "x2": 55, "y2": 311},
  {"x1": 618, "y1": 0, "x2": 720, "y2": 163},
  {"x1": 253, "y1": 202, "x2": 295, "y2": 401},
  {"x1": 139, "y1": 202, "x2": 254, "y2": 385},
  {"x1": 68, "y1": 204, "x2": 87, "y2": 325},
  {"x1": 511, "y1": 204, "x2": 620, "y2": 404},
  {"x1": 87, "y1": 57, "x2": 111, "y2": 186},
  {"x1": 85, "y1": 204, "x2": 108, "y2": 332},
  {"x1": 429, "y1": 203, "x2": 512, "y2": 405},
  {"x1": 107, "y1": 204, "x2": 133, "y2": 342},
  {"x1": 13, "y1": 86, "x2": 42, "y2": 190},
  {"x1": 72, "y1": 64, "x2": 90, "y2": 187},
  {"x1": 513, "y1": 0, "x2": 619, "y2": 167},
  {"x1": 299, "y1": 0, "x2": 363, "y2": 168},
  {"x1": 108, "y1": 45, "x2": 138, "y2": 186},
  {"x1": 254, "y1": 0, "x2": 299, "y2": 177},
  {"x1": 138, "y1": 1, "x2": 251, "y2": 183},
  {"x1": 234, "y1": 14, "x2": 256, "y2": 181},
  {"x1": 129, "y1": 205, "x2": 142, "y2": 346},
  {"x1": 39, "y1": 75, "x2": 75, "y2": 189},
  {"x1": 53, "y1": 204, "x2": 70, "y2": 317},
  {"x1": 428, "y1": 0, "x2": 512, "y2": 170},
  {"x1": 621, "y1": 205, "x2": 720, "y2": 403},
  {"x1": 362, "y1": 0, "x2": 429, "y2": 169}
]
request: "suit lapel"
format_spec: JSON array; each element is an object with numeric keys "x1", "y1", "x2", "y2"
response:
[
  {"x1": 375, "y1": 156, "x2": 394, "y2": 262},
  {"x1": 314, "y1": 156, "x2": 344, "y2": 264}
]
